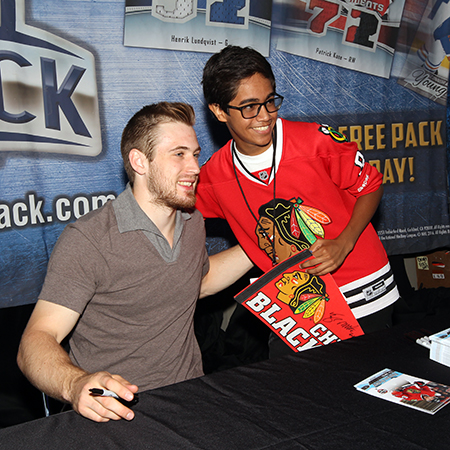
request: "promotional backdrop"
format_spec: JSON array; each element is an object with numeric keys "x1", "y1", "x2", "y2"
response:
[{"x1": 1, "y1": 0, "x2": 449, "y2": 308}]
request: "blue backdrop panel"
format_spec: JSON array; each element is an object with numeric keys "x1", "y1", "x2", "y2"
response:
[{"x1": 0, "y1": 0, "x2": 449, "y2": 308}]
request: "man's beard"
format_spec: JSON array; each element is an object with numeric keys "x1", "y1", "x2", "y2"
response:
[{"x1": 146, "y1": 165, "x2": 197, "y2": 210}]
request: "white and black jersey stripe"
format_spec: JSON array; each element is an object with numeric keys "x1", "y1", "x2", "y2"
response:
[{"x1": 339, "y1": 263, "x2": 399, "y2": 319}]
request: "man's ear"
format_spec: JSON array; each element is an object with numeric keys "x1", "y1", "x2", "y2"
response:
[
  {"x1": 129, "y1": 148, "x2": 148, "y2": 176},
  {"x1": 209, "y1": 103, "x2": 228, "y2": 123}
]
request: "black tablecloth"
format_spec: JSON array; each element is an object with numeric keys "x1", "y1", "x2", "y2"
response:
[{"x1": 2, "y1": 315, "x2": 449, "y2": 449}]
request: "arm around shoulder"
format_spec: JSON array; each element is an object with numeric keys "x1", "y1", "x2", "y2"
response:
[{"x1": 200, "y1": 245, "x2": 253, "y2": 299}]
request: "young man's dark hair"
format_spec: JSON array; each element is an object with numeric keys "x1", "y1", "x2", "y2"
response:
[{"x1": 202, "y1": 45, "x2": 276, "y2": 111}]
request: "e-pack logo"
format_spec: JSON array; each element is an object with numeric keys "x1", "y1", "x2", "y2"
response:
[{"x1": 0, "y1": 0, "x2": 101, "y2": 156}]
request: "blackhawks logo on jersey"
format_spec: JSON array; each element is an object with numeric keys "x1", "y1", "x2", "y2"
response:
[
  {"x1": 318, "y1": 124, "x2": 348, "y2": 143},
  {"x1": 256, "y1": 197, "x2": 331, "y2": 265}
]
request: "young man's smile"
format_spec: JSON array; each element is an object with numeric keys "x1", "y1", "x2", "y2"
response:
[{"x1": 210, "y1": 73, "x2": 278, "y2": 156}]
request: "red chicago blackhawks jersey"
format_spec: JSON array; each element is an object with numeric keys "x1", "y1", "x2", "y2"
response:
[{"x1": 196, "y1": 119, "x2": 399, "y2": 319}]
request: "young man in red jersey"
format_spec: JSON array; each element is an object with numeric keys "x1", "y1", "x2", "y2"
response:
[{"x1": 196, "y1": 46, "x2": 399, "y2": 355}]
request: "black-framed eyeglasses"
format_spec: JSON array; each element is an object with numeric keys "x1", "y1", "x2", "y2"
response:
[{"x1": 226, "y1": 94, "x2": 284, "y2": 119}]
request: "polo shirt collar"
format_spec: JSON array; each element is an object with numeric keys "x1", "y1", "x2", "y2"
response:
[{"x1": 113, "y1": 183, "x2": 191, "y2": 237}]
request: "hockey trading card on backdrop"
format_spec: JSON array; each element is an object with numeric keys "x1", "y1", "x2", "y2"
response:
[
  {"x1": 124, "y1": 1, "x2": 273, "y2": 56},
  {"x1": 274, "y1": 0, "x2": 407, "y2": 78},
  {"x1": 397, "y1": 0, "x2": 450, "y2": 105}
]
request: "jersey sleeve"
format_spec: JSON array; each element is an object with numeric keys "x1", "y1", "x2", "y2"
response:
[
  {"x1": 196, "y1": 159, "x2": 226, "y2": 219},
  {"x1": 321, "y1": 127, "x2": 383, "y2": 198}
]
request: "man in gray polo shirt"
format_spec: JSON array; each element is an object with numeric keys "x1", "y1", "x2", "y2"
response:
[{"x1": 17, "y1": 102, "x2": 253, "y2": 423}]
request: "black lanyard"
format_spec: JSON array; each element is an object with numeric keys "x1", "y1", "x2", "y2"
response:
[{"x1": 231, "y1": 126, "x2": 278, "y2": 266}]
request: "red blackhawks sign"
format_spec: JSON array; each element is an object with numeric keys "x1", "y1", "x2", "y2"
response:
[{"x1": 235, "y1": 251, "x2": 364, "y2": 352}]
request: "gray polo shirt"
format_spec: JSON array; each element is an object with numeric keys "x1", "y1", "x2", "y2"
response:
[{"x1": 40, "y1": 186, "x2": 209, "y2": 391}]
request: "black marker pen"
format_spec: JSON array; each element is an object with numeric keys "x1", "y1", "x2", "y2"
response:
[
  {"x1": 89, "y1": 388, "x2": 119, "y2": 399},
  {"x1": 89, "y1": 388, "x2": 139, "y2": 406}
]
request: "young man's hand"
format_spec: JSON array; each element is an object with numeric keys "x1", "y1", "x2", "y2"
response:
[{"x1": 300, "y1": 237, "x2": 353, "y2": 276}]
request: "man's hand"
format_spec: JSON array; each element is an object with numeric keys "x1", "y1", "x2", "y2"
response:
[{"x1": 69, "y1": 372, "x2": 139, "y2": 422}]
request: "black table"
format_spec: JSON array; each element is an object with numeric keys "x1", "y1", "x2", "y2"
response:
[{"x1": 2, "y1": 315, "x2": 449, "y2": 449}]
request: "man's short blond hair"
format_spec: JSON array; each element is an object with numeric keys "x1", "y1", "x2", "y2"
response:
[{"x1": 121, "y1": 102, "x2": 196, "y2": 185}]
